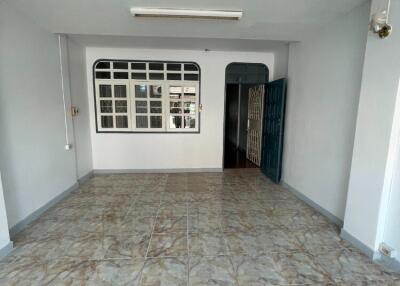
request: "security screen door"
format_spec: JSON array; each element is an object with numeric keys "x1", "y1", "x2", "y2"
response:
[
  {"x1": 246, "y1": 85, "x2": 264, "y2": 166},
  {"x1": 261, "y1": 79, "x2": 287, "y2": 183}
]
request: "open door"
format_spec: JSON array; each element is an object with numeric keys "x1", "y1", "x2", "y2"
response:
[
  {"x1": 246, "y1": 85, "x2": 264, "y2": 166},
  {"x1": 261, "y1": 79, "x2": 287, "y2": 183}
]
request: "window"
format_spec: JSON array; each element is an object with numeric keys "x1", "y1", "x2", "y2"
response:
[
  {"x1": 94, "y1": 60, "x2": 200, "y2": 133},
  {"x1": 95, "y1": 81, "x2": 130, "y2": 131}
]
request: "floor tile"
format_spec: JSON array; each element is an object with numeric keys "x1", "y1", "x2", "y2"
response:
[
  {"x1": 103, "y1": 234, "x2": 150, "y2": 259},
  {"x1": 224, "y1": 232, "x2": 265, "y2": 256},
  {"x1": 64, "y1": 233, "x2": 105, "y2": 260},
  {"x1": 231, "y1": 255, "x2": 287, "y2": 286},
  {"x1": 315, "y1": 248, "x2": 400, "y2": 284},
  {"x1": 189, "y1": 215, "x2": 222, "y2": 233},
  {"x1": 154, "y1": 216, "x2": 187, "y2": 233},
  {"x1": 141, "y1": 257, "x2": 188, "y2": 286},
  {"x1": 189, "y1": 232, "x2": 229, "y2": 256},
  {"x1": 90, "y1": 259, "x2": 145, "y2": 285},
  {"x1": 1, "y1": 172, "x2": 399, "y2": 285},
  {"x1": 158, "y1": 203, "x2": 188, "y2": 217},
  {"x1": 189, "y1": 255, "x2": 238, "y2": 286},
  {"x1": 271, "y1": 252, "x2": 334, "y2": 284},
  {"x1": 147, "y1": 232, "x2": 188, "y2": 258}
]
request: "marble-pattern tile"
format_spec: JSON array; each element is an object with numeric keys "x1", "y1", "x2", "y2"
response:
[
  {"x1": 158, "y1": 203, "x2": 188, "y2": 217},
  {"x1": 259, "y1": 227, "x2": 303, "y2": 253},
  {"x1": 103, "y1": 234, "x2": 150, "y2": 259},
  {"x1": 1, "y1": 172, "x2": 399, "y2": 285},
  {"x1": 189, "y1": 232, "x2": 228, "y2": 256},
  {"x1": 314, "y1": 248, "x2": 400, "y2": 284},
  {"x1": 189, "y1": 255, "x2": 237, "y2": 286},
  {"x1": 64, "y1": 233, "x2": 105, "y2": 260},
  {"x1": 224, "y1": 232, "x2": 265, "y2": 256},
  {"x1": 230, "y1": 255, "x2": 287, "y2": 286},
  {"x1": 147, "y1": 233, "x2": 188, "y2": 258},
  {"x1": 141, "y1": 257, "x2": 188, "y2": 286},
  {"x1": 271, "y1": 252, "x2": 334, "y2": 285},
  {"x1": 154, "y1": 216, "x2": 187, "y2": 233},
  {"x1": 90, "y1": 259, "x2": 145, "y2": 285}
]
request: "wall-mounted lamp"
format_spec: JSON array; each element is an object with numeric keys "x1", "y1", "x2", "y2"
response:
[{"x1": 370, "y1": 0, "x2": 392, "y2": 39}]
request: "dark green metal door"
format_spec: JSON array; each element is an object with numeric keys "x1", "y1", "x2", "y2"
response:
[{"x1": 261, "y1": 79, "x2": 287, "y2": 183}]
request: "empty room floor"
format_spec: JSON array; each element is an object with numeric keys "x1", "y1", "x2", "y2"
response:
[{"x1": 1, "y1": 171, "x2": 399, "y2": 285}]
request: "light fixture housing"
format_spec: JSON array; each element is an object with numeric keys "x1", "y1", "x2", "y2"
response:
[{"x1": 130, "y1": 8, "x2": 243, "y2": 20}]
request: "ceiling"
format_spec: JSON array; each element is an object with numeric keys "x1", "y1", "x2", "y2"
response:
[{"x1": 8, "y1": 0, "x2": 367, "y2": 42}]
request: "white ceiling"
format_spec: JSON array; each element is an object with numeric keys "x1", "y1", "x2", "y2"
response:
[{"x1": 8, "y1": 0, "x2": 367, "y2": 42}]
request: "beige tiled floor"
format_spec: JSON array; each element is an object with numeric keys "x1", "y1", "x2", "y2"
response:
[{"x1": 1, "y1": 171, "x2": 399, "y2": 285}]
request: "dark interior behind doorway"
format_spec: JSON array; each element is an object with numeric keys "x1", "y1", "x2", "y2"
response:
[
  {"x1": 224, "y1": 63, "x2": 269, "y2": 169},
  {"x1": 224, "y1": 84, "x2": 258, "y2": 168}
]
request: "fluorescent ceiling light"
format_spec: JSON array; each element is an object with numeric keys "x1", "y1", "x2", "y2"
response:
[{"x1": 130, "y1": 8, "x2": 243, "y2": 20}]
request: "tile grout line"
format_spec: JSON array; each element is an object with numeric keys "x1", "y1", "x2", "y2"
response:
[
  {"x1": 138, "y1": 178, "x2": 164, "y2": 286},
  {"x1": 187, "y1": 188, "x2": 190, "y2": 286}
]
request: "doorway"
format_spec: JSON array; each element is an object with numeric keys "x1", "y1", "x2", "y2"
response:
[
  {"x1": 223, "y1": 63, "x2": 269, "y2": 169},
  {"x1": 223, "y1": 63, "x2": 287, "y2": 183}
]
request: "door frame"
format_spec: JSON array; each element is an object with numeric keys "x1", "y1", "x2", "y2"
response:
[{"x1": 222, "y1": 62, "x2": 269, "y2": 170}]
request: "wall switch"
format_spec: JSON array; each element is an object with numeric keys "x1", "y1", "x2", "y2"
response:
[
  {"x1": 379, "y1": 243, "x2": 397, "y2": 258},
  {"x1": 65, "y1": 144, "x2": 73, "y2": 151}
]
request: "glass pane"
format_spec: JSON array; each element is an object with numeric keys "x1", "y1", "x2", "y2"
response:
[
  {"x1": 131, "y1": 63, "x2": 146, "y2": 70},
  {"x1": 184, "y1": 116, "x2": 196, "y2": 129},
  {"x1": 184, "y1": 86, "x2": 196, "y2": 97},
  {"x1": 115, "y1": 100, "x2": 127, "y2": 113},
  {"x1": 101, "y1": 116, "x2": 113, "y2": 128},
  {"x1": 167, "y1": 63, "x2": 181, "y2": 71},
  {"x1": 113, "y1": 62, "x2": 128, "y2": 69},
  {"x1": 150, "y1": 101, "x2": 162, "y2": 114},
  {"x1": 169, "y1": 86, "x2": 182, "y2": 99},
  {"x1": 100, "y1": 100, "x2": 113, "y2": 113},
  {"x1": 99, "y1": 85, "x2": 112, "y2": 97},
  {"x1": 135, "y1": 85, "x2": 147, "y2": 98},
  {"x1": 184, "y1": 102, "x2": 196, "y2": 114},
  {"x1": 114, "y1": 72, "x2": 129, "y2": 79},
  {"x1": 135, "y1": 101, "x2": 147, "y2": 113},
  {"x1": 167, "y1": 73, "x2": 181, "y2": 80},
  {"x1": 136, "y1": 116, "x2": 148, "y2": 128},
  {"x1": 96, "y1": 62, "x2": 110, "y2": 69},
  {"x1": 170, "y1": 116, "x2": 182, "y2": 129},
  {"x1": 170, "y1": 102, "x2": 182, "y2": 114},
  {"x1": 149, "y1": 73, "x2": 164, "y2": 80},
  {"x1": 184, "y1": 74, "x2": 199, "y2": 81},
  {"x1": 184, "y1": 64, "x2": 198, "y2": 71},
  {"x1": 150, "y1": 116, "x2": 162, "y2": 128},
  {"x1": 114, "y1": 85, "x2": 127, "y2": 98},
  {"x1": 96, "y1": 72, "x2": 111, "y2": 79},
  {"x1": 116, "y1": 115, "x2": 128, "y2": 128},
  {"x1": 132, "y1": 73, "x2": 147, "y2": 80},
  {"x1": 150, "y1": 85, "x2": 162, "y2": 98},
  {"x1": 149, "y1": 63, "x2": 164, "y2": 70}
]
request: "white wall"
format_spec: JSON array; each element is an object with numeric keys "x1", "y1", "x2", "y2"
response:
[
  {"x1": 272, "y1": 45, "x2": 289, "y2": 80},
  {"x1": 68, "y1": 38, "x2": 93, "y2": 179},
  {"x1": 86, "y1": 48, "x2": 275, "y2": 170},
  {"x1": 0, "y1": 173, "x2": 11, "y2": 251},
  {"x1": 382, "y1": 91, "x2": 400, "y2": 261},
  {"x1": 343, "y1": 0, "x2": 400, "y2": 254},
  {"x1": 0, "y1": 3, "x2": 78, "y2": 228},
  {"x1": 282, "y1": 2, "x2": 370, "y2": 220}
]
